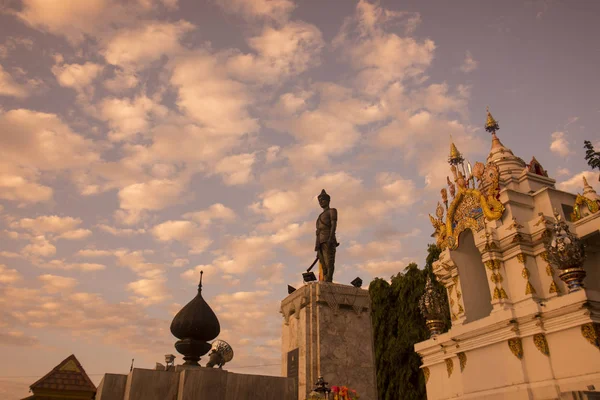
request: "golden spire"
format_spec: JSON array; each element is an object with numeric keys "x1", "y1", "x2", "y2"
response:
[
  {"x1": 583, "y1": 175, "x2": 591, "y2": 189},
  {"x1": 485, "y1": 106, "x2": 499, "y2": 133},
  {"x1": 448, "y1": 136, "x2": 464, "y2": 166}
]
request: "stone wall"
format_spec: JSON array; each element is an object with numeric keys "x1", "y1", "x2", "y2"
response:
[{"x1": 95, "y1": 367, "x2": 296, "y2": 400}]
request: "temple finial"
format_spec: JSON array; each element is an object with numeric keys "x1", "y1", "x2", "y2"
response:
[
  {"x1": 448, "y1": 137, "x2": 464, "y2": 166},
  {"x1": 583, "y1": 175, "x2": 591, "y2": 189},
  {"x1": 199, "y1": 270, "x2": 204, "y2": 290},
  {"x1": 485, "y1": 106, "x2": 499, "y2": 133}
]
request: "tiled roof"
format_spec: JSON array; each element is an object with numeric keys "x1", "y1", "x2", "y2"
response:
[{"x1": 29, "y1": 354, "x2": 96, "y2": 393}]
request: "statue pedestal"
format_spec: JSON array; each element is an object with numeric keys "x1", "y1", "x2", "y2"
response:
[{"x1": 280, "y1": 281, "x2": 378, "y2": 400}]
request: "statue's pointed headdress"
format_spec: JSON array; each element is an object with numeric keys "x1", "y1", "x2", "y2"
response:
[{"x1": 318, "y1": 189, "x2": 330, "y2": 201}]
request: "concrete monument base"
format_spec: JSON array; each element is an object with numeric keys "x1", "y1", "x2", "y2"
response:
[
  {"x1": 95, "y1": 367, "x2": 296, "y2": 400},
  {"x1": 280, "y1": 281, "x2": 378, "y2": 400}
]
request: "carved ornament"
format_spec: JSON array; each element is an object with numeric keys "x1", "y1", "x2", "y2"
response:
[
  {"x1": 508, "y1": 338, "x2": 523, "y2": 359},
  {"x1": 581, "y1": 323, "x2": 600, "y2": 350},
  {"x1": 457, "y1": 352, "x2": 467, "y2": 372},
  {"x1": 533, "y1": 333, "x2": 549, "y2": 356},
  {"x1": 445, "y1": 358, "x2": 454, "y2": 378},
  {"x1": 423, "y1": 367, "x2": 430, "y2": 384}
]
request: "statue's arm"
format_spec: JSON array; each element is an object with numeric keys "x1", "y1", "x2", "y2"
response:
[{"x1": 329, "y1": 209, "x2": 337, "y2": 242}]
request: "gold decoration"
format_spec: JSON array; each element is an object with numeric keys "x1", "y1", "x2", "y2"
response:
[
  {"x1": 540, "y1": 251, "x2": 549, "y2": 262},
  {"x1": 571, "y1": 194, "x2": 600, "y2": 222},
  {"x1": 445, "y1": 358, "x2": 453, "y2": 377},
  {"x1": 533, "y1": 333, "x2": 549, "y2": 356},
  {"x1": 493, "y1": 287, "x2": 501, "y2": 300},
  {"x1": 549, "y1": 281, "x2": 560, "y2": 294},
  {"x1": 423, "y1": 367, "x2": 430, "y2": 384},
  {"x1": 433, "y1": 162, "x2": 505, "y2": 250},
  {"x1": 500, "y1": 288, "x2": 508, "y2": 299},
  {"x1": 521, "y1": 267, "x2": 530, "y2": 279},
  {"x1": 545, "y1": 264, "x2": 554, "y2": 276},
  {"x1": 525, "y1": 281, "x2": 536, "y2": 295},
  {"x1": 458, "y1": 304, "x2": 464, "y2": 313},
  {"x1": 484, "y1": 260, "x2": 495, "y2": 270},
  {"x1": 508, "y1": 338, "x2": 523, "y2": 359},
  {"x1": 581, "y1": 323, "x2": 600, "y2": 350},
  {"x1": 457, "y1": 352, "x2": 467, "y2": 372},
  {"x1": 485, "y1": 107, "x2": 499, "y2": 132},
  {"x1": 517, "y1": 253, "x2": 527, "y2": 264},
  {"x1": 60, "y1": 359, "x2": 81, "y2": 372}
]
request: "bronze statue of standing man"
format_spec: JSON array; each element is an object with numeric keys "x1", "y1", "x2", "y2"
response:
[{"x1": 315, "y1": 189, "x2": 338, "y2": 282}]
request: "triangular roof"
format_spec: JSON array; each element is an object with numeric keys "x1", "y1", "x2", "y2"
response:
[{"x1": 28, "y1": 354, "x2": 96, "y2": 394}]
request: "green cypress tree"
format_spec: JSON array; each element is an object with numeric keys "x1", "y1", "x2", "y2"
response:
[{"x1": 369, "y1": 244, "x2": 449, "y2": 400}]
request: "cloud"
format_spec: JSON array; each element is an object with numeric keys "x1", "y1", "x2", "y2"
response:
[
  {"x1": 75, "y1": 249, "x2": 113, "y2": 257},
  {"x1": 102, "y1": 21, "x2": 194, "y2": 67},
  {"x1": 226, "y1": 21, "x2": 324, "y2": 84},
  {"x1": 51, "y1": 62, "x2": 103, "y2": 92},
  {"x1": 333, "y1": 1, "x2": 434, "y2": 94},
  {"x1": 0, "y1": 109, "x2": 100, "y2": 171},
  {"x1": 13, "y1": 0, "x2": 165, "y2": 43},
  {"x1": 39, "y1": 260, "x2": 106, "y2": 271},
  {"x1": 103, "y1": 68, "x2": 139, "y2": 93},
  {"x1": 0, "y1": 36, "x2": 34, "y2": 59},
  {"x1": 460, "y1": 50, "x2": 478, "y2": 73},
  {"x1": 0, "y1": 330, "x2": 39, "y2": 346},
  {"x1": 170, "y1": 52, "x2": 259, "y2": 136},
  {"x1": 550, "y1": 131, "x2": 571, "y2": 157},
  {"x1": 96, "y1": 224, "x2": 146, "y2": 236},
  {"x1": 0, "y1": 165, "x2": 53, "y2": 203},
  {"x1": 0, "y1": 64, "x2": 30, "y2": 98},
  {"x1": 213, "y1": 0, "x2": 295, "y2": 22},
  {"x1": 100, "y1": 95, "x2": 168, "y2": 142},
  {"x1": 114, "y1": 249, "x2": 164, "y2": 278},
  {"x1": 127, "y1": 277, "x2": 170, "y2": 305},
  {"x1": 38, "y1": 274, "x2": 78, "y2": 293},
  {"x1": 11, "y1": 215, "x2": 82, "y2": 234},
  {"x1": 22, "y1": 236, "x2": 56, "y2": 258},
  {"x1": 57, "y1": 229, "x2": 93, "y2": 240},
  {"x1": 0, "y1": 264, "x2": 22, "y2": 283},
  {"x1": 118, "y1": 179, "x2": 187, "y2": 213},
  {"x1": 557, "y1": 170, "x2": 599, "y2": 192},
  {"x1": 183, "y1": 203, "x2": 236, "y2": 226},
  {"x1": 151, "y1": 220, "x2": 212, "y2": 254},
  {"x1": 214, "y1": 153, "x2": 256, "y2": 185}
]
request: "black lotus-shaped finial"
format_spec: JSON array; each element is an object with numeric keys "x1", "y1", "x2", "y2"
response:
[{"x1": 170, "y1": 271, "x2": 221, "y2": 366}]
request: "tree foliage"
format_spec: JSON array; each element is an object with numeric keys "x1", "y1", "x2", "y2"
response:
[
  {"x1": 369, "y1": 244, "x2": 450, "y2": 400},
  {"x1": 584, "y1": 140, "x2": 600, "y2": 171}
]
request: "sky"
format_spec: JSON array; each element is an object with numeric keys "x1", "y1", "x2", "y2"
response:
[{"x1": 1, "y1": 0, "x2": 599, "y2": 398}]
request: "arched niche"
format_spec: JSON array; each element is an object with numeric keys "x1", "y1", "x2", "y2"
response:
[{"x1": 451, "y1": 229, "x2": 492, "y2": 323}]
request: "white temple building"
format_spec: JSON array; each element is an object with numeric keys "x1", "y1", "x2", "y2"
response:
[{"x1": 415, "y1": 109, "x2": 600, "y2": 400}]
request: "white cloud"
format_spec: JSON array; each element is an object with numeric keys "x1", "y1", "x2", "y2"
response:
[
  {"x1": 96, "y1": 224, "x2": 146, "y2": 236},
  {"x1": 51, "y1": 62, "x2": 103, "y2": 92},
  {"x1": 0, "y1": 64, "x2": 30, "y2": 98},
  {"x1": 127, "y1": 277, "x2": 170, "y2": 305},
  {"x1": 151, "y1": 220, "x2": 212, "y2": 254},
  {"x1": 214, "y1": 153, "x2": 256, "y2": 185},
  {"x1": 213, "y1": 0, "x2": 295, "y2": 22},
  {"x1": 557, "y1": 170, "x2": 599, "y2": 193},
  {"x1": 0, "y1": 264, "x2": 22, "y2": 283},
  {"x1": 58, "y1": 229, "x2": 93, "y2": 240},
  {"x1": 100, "y1": 95, "x2": 168, "y2": 142},
  {"x1": 11, "y1": 215, "x2": 82, "y2": 234},
  {"x1": 102, "y1": 21, "x2": 194, "y2": 67},
  {"x1": 333, "y1": 1, "x2": 434, "y2": 94},
  {"x1": 114, "y1": 249, "x2": 163, "y2": 278},
  {"x1": 0, "y1": 109, "x2": 100, "y2": 171},
  {"x1": 38, "y1": 274, "x2": 78, "y2": 293},
  {"x1": 76, "y1": 249, "x2": 113, "y2": 257},
  {"x1": 118, "y1": 179, "x2": 186, "y2": 213},
  {"x1": 170, "y1": 53, "x2": 259, "y2": 136},
  {"x1": 226, "y1": 21, "x2": 324, "y2": 84},
  {"x1": 40, "y1": 260, "x2": 106, "y2": 271},
  {"x1": 22, "y1": 235, "x2": 56, "y2": 258},
  {"x1": 103, "y1": 68, "x2": 139, "y2": 93},
  {"x1": 460, "y1": 50, "x2": 478, "y2": 73},
  {"x1": 183, "y1": 203, "x2": 236, "y2": 226},
  {"x1": 550, "y1": 131, "x2": 571, "y2": 157}
]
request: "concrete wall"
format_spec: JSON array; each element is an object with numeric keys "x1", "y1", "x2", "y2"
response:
[{"x1": 96, "y1": 367, "x2": 296, "y2": 400}]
